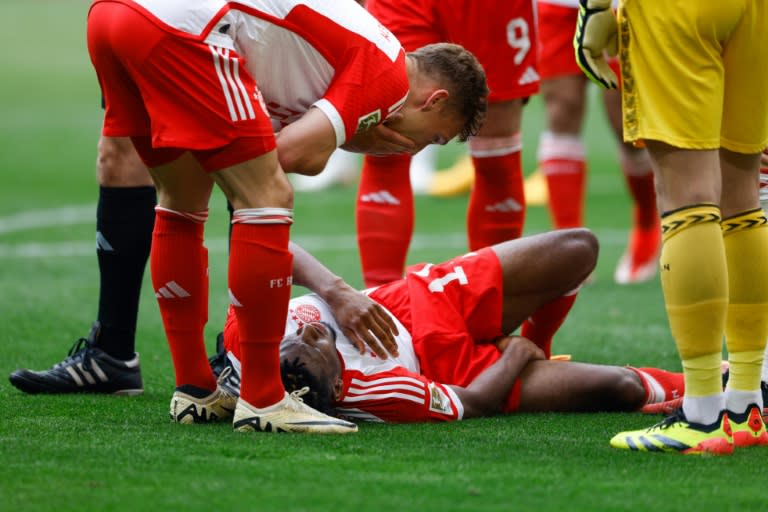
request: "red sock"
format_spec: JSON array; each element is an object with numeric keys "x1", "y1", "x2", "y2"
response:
[
  {"x1": 538, "y1": 131, "x2": 586, "y2": 229},
  {"x1": 151, "y1": 207, "x2": 214, "y2": 390},
  {"x1": 356, "y1": 153, "x2": 414, "y2": 287},
  {"x1": 467, "y1": 134, "x2": 525, "y2": 250},
  {"x1": 229, "y1": 210, "x2": 293, "y2": 408},
  {"x1": 520, "y1": 291, "x2": 578, "y2": 359},
  {"x1": 622, "y1": 169, "x2": 658, "y2": 230},
  {"x1": 628, "y1": 367, "x2": 685, "y2": 405}
]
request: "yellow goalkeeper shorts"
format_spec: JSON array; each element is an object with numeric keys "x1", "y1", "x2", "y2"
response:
[{"x1": 618, "y1": 0, "x2": 768, "y2": 154}]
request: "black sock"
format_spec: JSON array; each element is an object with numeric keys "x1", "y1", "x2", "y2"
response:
[
  {"x1": 227, "y1": 199, "x2": 234, "y2": 250},
  {"x1": 95, "y1": 186, "x2": 156, "y2": 360}
]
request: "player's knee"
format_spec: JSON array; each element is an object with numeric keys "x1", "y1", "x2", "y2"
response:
[
  {"x1": 230, "y1": 168, "x2": 294, "y2": 211},
  {"x1": 96, "y1": 136, "x2": 151, "y2": 186},
  {"x1": 609, "y1": 369, "x2": 646, "y2": 411},
  {"x1": 561, "y1": 228, "x2": 599, "y2": 277},
  {"x1": 544, "y1": 95, "x2": 584, "y2": 132}
]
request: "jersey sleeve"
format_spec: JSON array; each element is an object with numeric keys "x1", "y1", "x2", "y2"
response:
[
  {"x1": 335, "y1": 367, "x2": 464, "y2": 423},
  {"x1": 314, "y1": 49, "x2": 409, "y2": 146}
]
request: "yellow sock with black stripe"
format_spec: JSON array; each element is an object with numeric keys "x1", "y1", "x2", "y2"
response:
[
  {"x1": 723, "y1": 208, "x2": 768, "y2": 412},
  {"x1": 660, "y1": 204, "x2": 727, "y2": 422}
]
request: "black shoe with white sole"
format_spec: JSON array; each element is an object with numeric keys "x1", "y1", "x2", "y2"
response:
[{"x1": 9, "y1": 321, "x2": 143, "y2": 396}]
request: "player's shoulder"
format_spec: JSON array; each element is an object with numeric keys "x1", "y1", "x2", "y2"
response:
[{"x1": 261, "y1": 0, "x2": 402, "y2": 58}]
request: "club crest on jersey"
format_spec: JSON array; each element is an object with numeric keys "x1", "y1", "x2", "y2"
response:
[
  {"x1": 427, "y1": 383, "x2": 453, "y2": 415},
  {"x1": 357, "y1": 109, "x2": 382, "y2": 132},
  {"x1": 294, "y1": 304, "x2": 322, "y2": 325}
]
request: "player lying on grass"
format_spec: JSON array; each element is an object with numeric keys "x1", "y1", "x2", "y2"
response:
[{"x1": 214, "y1": 228, "x2": 688, "y2": 423}]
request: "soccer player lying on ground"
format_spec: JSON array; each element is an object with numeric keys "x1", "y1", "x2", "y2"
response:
[{"x1": 214, "y1": 229, "x2": 688, "y2": 424}]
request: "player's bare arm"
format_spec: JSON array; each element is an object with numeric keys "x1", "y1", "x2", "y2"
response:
[
  {"x1": 289, "y1": 242, "x2": 399, "y2": 358},
  {"x1": 450, "y1": 336, "x2": 545, "y2": 418},
  {"x1": 276, "y1": 108, "x2": 417, "y2": 175},
  {"x1": 276, "y1": 107, "x2": 339, "y2": 176}
]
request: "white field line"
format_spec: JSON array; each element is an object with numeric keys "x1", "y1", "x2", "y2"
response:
[
  {"x1": 0, "y1": 204, "x2": 630, "y2": 259},
  {"x1": 0, "y1": 205, "x2": 95, "y2": 234}
]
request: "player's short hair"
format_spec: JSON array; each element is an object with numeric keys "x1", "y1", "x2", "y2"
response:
[
  {"x1": 408, "y1": 43, "x2": 489, "y2": 141},
  {"x1": 280, "y1": 356, "x2": 335, "y2": 415}
]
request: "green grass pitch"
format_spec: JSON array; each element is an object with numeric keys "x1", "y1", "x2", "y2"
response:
[{"x1": 1, "y1": 2, "x2": 767, "y2": 511}]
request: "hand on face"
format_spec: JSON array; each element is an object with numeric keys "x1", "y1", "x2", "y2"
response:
[{"x1": 341, "y1": 117, "x2": 418, "y2": 155}]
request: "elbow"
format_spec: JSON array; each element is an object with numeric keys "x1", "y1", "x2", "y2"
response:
[
  {"x1": 583, "y1": 367, "x2": 647, "y2": 412},
  {"x1": 279, "y1": 150, "x2": 326, "y2": 176},
  {"x1": 461, "y1": 392, "x2": 504, "y2": 419}
]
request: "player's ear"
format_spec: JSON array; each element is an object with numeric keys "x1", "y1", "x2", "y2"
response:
[
  {"x1": 419, "y1": 89, "x2": 449, "y2": 111},
  {"x1": 332, "y1": 378, "x2": 344, "y2": 401}
]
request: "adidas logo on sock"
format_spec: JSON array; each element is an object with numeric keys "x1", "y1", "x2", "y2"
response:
[
  {"x1": 360, "y1": 190, "x2": 400, "y2": 205},
  {"x1": 96, "y1": 231, "x2": 114, "y2": 252},
  {"x1": 156, "y1": 281, "x2": 191, "y2": 299},
  {"x1": 485, "y1": 198, "x2": 523, "y2": 213}
]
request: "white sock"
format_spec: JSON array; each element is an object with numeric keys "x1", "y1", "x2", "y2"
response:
[
  {"x1": 725, "y1": 389, "x2": 762, "y2": 415},
  {"x1": 682, "y1": 393, "x2": 724, "y2": 425},
  {"x1": 633, "y1": 369, "x2": 665, "y2": 404},
  {"x1": 762, "y1": 340, "x2": 768, "y2": 382}
]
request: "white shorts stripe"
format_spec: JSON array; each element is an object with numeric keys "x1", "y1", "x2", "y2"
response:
[
  {"x1": 220, "y1": 49, "x2": 248, "y2": 121},
  {"x1": 231, "y1": 59, "x2": 256, "y2": 120},
  {"x1": 343, "y1": 391, "x2": 425, "y2": 404},
  {"x1": 349, "y1": 376, "x2": 424, "y2": 388},
  {"x1": 210, "y1": 45, "x2": 238, "y2": 122},
  {"x1": 347, "y1": 383, "x2": 425, "y2": 396}
]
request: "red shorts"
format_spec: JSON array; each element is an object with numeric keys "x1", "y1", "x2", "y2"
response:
[
  {"x1": 366, "y1": 0, "x2": 539, "y2": 102},
  {"x1": 370, "y1": 247, "x2": 524, "y2": 411},
  {"x1": 370, "y1": 247, "x2": 504, "y2": 384},
  {"x1": 537, "y1": 2, "x2": 620, "y2": 81},
  {"x1": 87, "y1": 2, "x2": 275, "y2": 171}
]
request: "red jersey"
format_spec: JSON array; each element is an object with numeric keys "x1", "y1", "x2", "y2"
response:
[
  {"x1": 365, "y1": 0, "x2": 540, "y2": 102},
  {"x1": 223, "y1": 247, "x2": 511, "y2": 423},
  {"x1": 94, "y1": 0, "x2": 409, "y2": 147}
]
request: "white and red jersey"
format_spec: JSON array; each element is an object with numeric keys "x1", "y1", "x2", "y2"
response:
[
  {"x1": 222, "y1": 248, "x2": 512, "y2": 423},
  {"x1": 107, "y1": 0, "x2": 409, "y2": 147},
  {"x1": 283, "y1": 294, "x2": 464, "y2": 423}
]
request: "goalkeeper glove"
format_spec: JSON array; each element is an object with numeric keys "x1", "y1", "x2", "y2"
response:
[{"x1": 574, "y1": 0, "x2": 618, "y2": 89}]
